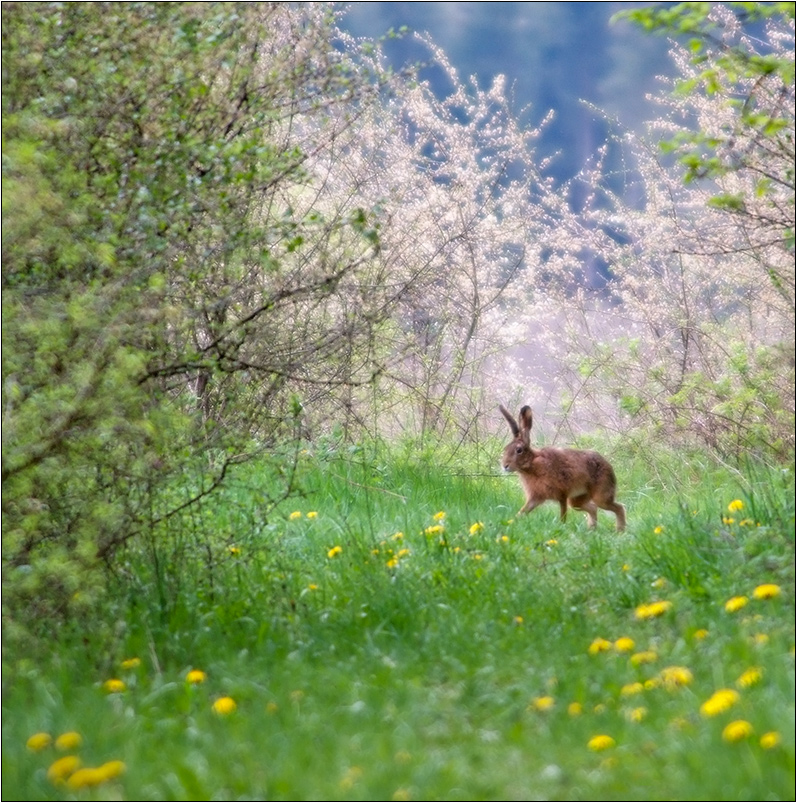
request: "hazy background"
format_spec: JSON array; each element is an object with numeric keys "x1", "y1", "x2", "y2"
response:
[{"x1": 340, "y1": 2, "x2": 675, "y2": 186}]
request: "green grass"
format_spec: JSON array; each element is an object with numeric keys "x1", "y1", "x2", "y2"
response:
[{"x1": 2, "y1": 443, "x2": 795, "y2": 800}]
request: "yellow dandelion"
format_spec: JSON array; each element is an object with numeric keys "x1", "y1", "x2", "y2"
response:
[
  {"x1": 469, "y1": 522, "x2": 484, "y2": 535},
  {"x1": 307, "y1": 583, "x2": 318, "y2": 591},
  {"x1": 433, "y1": 511, "x2": 446, "y2": 521},
  {"x1": 212, "y1": 696, "x2": 237, "y2": 715},
  {"x1": 227, "y1": 545, "x2": 241, "y2": 556},
  {"x1": 120, "y1": 657, "x2": 141, "y2": 670},
  {"x1": 47, "y1": 755, "x2": 81, "y2": 784},
  {"x1": 472, "y1": 553, "x2": 484, "y2": 561},
  {"x1": 693, "y1": 629, "x2": 709, "y2": 640},
  {"x1": 722, "y1": 719, "x2": 753, "y2": 743},
  {"x1": 725, "y1": 596, "x2": 749, "y2": 613},
  {"x1": 739, "y1": 518, "x2": 755, "y2": 526},
  {"x1": 628, "y1": 706, "x2": 647, "y2": 722},
  {"x1": 67, "y1": 768, "x2": 106, "y2": 790},
  {"x1": 545, "y1": 538, "x2": 558, "y2": 546},
  {"x1": 752, "y1": 584, "x2": 781, "y2": 600},
  {"x1": 186, "y1": 669, "x2": 207, "y2": 684},
  {"x1": 614, "y1": 636, "x2": 635, "y2": 653},
  {"x1": 722, "y1": 517, "x2": 736, "y2": 525},
  {"x1": 55, "y1": 732, "x2": 82, "y2": 751},
  {"x1": 760, "y1": 731, "x2": 781, "y2": 750},
  {"x1": 102, "y1": 678, "x2": 126, "y2": 694},
  {"x1": 622, "y1": 563, "x2": 631, "y2": 572},
  {"x1": 327, "y1": 545, "x2": 343, "y2": 558},
  {"x1": 386, "y1": 557, "x2": 399, "y2": 569},
  {"x1": 26, "y1": 732, "x2": 52, "y2": 752},
  {"x1": 513, "y1": 616, "x2": 524, "y2": 625},
  {"x1": 736, "y1": 667, "x2": 763, "y2": 688},
  {"x1": 630, "y1": 650, "x2": 658, "y2": 666},
  {"x1": 568, "y1": 702, "x2": 583, "y2": 716},
  {"x1": 397, "y1": 548, "x2": 410, "y2": 558},
  {"x1": 643, "y1": 677, "x2": 661, "y2": 690},
  {"x1": 653, "y1": 525, "x2": 664, "y2": 534},
  {"x1": 266, "y1": 701, "x2": 279, "y2": 714},
  {"x1": 306, "y1": 511, "x2": 318, "y2": 519},
  {"x1": 727, "y1": 499, "x2": 744, "y2": 512},
  {"x1": 530, "y1": 696, "x2": 555, "y2": 712},
  {"x1": 497, "y1": 534, "x2": 510, "y2": 543},
  {"x1": 651, "y1": 577, "x2": 667, "y2": 589},
  {"x1": 620, "y1": 682, "x2": 644, "y2": 697},
  {"x1": 659, "y1": 666, "x2": 693, "y2": 690},
  {"x1": 391, "y1": 532, "x2": 404, "y2": 541},
  {"x1": 635, "y1": 600, "x2": 672, "y2": 619},
  {"x1": 424, "y1": 525, "x2": 444, "y2": 536},
  {"x1": 97, "y1": 761, "x2": 126, "y2": 781},
  {"x1": 289, "y1": 510, "x2": 302, "y2": 520},
  {"x1": 587, "y1": 734, "x2": 616, "y2": 751},
  {"x1": 588, "y1": 637, "x2": 612, "y2": 655},
  {"x1": 700, "y1": 688, "x2": 740, "y2": 717},
  {"x1": 593, "y1": 703, "x2": 607, "y2": 714},
  {"x1": 751, "y1": 632, "x2": 769, "y2": 645}
]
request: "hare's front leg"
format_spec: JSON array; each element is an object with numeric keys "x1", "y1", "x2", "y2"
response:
[{"x1": 519, "y1": 497, "x2": 541, "y2": 516}]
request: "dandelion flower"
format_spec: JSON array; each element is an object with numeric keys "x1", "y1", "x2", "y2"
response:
[
  {"x1": 568, "y1": 702, "x2": 583, "y2": 716},
  {"x1": 722, "y1": 517, "x2": 735, "y2": 525},
  {"x1": 307, "y1": 583, "x2": 318, "y2": 591},
  {"x1": 102, "y1": 678, "x2": 126, "y2": 694},
  {"x1": 47, "y1": 755, "x2": 81, "y2": 784},
  {"x1": 391, "y1": 532, "x2": 404, "y2": 541},
  {"x1": 628, "y1": 706, "x2": 647, "y2": 722},
  {"x1": 212, "y1": 696, "x2": 237, "y2": 715},
  {"x1": 545, "y1": 538, "x2": 558, "y2": 546},
  {"x1": 26, "y1": 732, "x2": 52, "y2": 752},
  {"x1": 306, "y1": 511, "x2": 318, "y2": 519},
  {"x1": 587, "y1": 734, "x2": 615, "y2": 751},
  {"x1": 693, "y1": 629, "x2": 709, "y2": 640},
  {"x1": 760, "y1": 731, "x2": 780, "y2": 750},
  {"x1": 120, "y1": 657, "x2": 141, "y2": 670},
  {"x1": 513, "y1": 616, "x2": 524, "y2": 625},
  {"x1": 497, "y1": 534, "x2": 509, "y2": 543},
  {"x1": 635, "y1": 600, "x2": 672, "y2": 619},
  {"x1": 651, "y1": 577, "x2": 667, "y2": 589},
  {"x1": 97, "y1": 761, "x2": 126, "y2": 781},
  {"x1": 725, "y1": 596, "x2": 748, "y2": 613},
  {"x1": 614, "y1": 637, "x2": 635, "y2": 653},
  {"x1": 753, "y1": 584, "x2": 781, "y2": 600},
  {"x1": 653, "y1": 525, "x2": 664, "y2": 534},
  {"x1": 433, "y1": 511, "x2": 446, "y2": 521},
  {"x1": 469, "y1": 522, "x2": 484, "y2": 535},
  {"x1": 289, "y1": 511, "x2": 302, "y2": 520},
  {"x1": 530, "y1": 696, "x2": 555, "y2": 712},
  {"x1": 397, "y1": 548, "x2": 410, "y2": 558},
  {"x1": 67, "y1": 768, "x2": 106, "y2": 789},
  {"x1": 620, "y1": 682, "x2": 644, "y2": 697},
  {"x1": 327, "y1": 545, "x2": 342, "y2": 558},
  {"x1": 424, "y1": 525, "x2": 444, "y2": 536},
  {"x1": 751, "y1": 632, "x2": 769, "y2": 645},
  {"x1": 55, "y1": 732, "x2": 82, "y2": 751},
  {"x1": 186, "y1": 669, "x2": 207, "y2": 684},
  {"x1": 700, "y1": 689, "x2": 739, "y2": 717},
  {"x1": 386, "y1": 557, "x2": 399, "y2": 569},
  {"x1": 588, "y1": 637, "x2": 612, "y2": 655},
  {"x1": 727, "y1": 499, "x2": 744, "y2": 512},
  {"x1": 722, "y1": 719, "x2": 753, "y2": 743},
  {"x1": 659, "y1": 666, "x2": 693, "y2": 689},
  {"x1": 736, "y1": 667, "x2": 763, "y2": 688},
  {"x1": 630, "y1": 650, "x2": 658, "y2": 666},
  {"x1": 266, "y1": 701, "x2": 279, "y2": 713},
  {"x1": 622, "y1": 563, "x2": 631, "y2": 572},
  {"x1": 227, "y1": 545, "x2": 241, "y2": 556}
]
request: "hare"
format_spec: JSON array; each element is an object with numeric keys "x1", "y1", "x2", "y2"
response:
[{"x1": 500, "y1": 405, "x2": 626, "y2": 531}]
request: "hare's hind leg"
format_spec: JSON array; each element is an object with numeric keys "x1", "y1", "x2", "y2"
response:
[
  {"x1": 597, "y1": 499, "x2": 626, "y2": 532},
  {"x1": 569, "y1": 495, "x2": 598, "y2": 528}
]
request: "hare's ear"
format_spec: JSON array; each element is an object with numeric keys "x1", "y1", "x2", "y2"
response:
[
  {"x1": 499, "y1": 405, "x2": 519, "y2": 438},
  {"x1": 518, "y1": 406, "x2": 533, "y2": 444}
]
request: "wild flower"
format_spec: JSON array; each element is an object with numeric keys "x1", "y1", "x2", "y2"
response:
[
  {"x1": 120, "y1": 657, "x2": 141, "y2": 670},
  {"x1": 424, "y1": 525, "x2": 444, "y2": 536},
  {"x1": 497, "y1": 535, "x2": 509, "y2": 543},
  {"x1": 659, "y1": 666, "x2": 693, "y2": 690},
  {"x1": 97, "y1": 761, "x2": 126, "y2": 781},
  {"x1": 760, "y1": 731, "x2": 781, "y2": 749},
  {"x1": 722, "y1": 517, "x2": 735, "y2": 525},
  {"x1": 614, "y1": 636, "x2": 635, "y2": 652},
  {"x1": 653, "y1": 525, "x2": 664, "y2": 534},
  {"x1": 567, "y1": 702, "x2": 583, "y2": 716},
  {"x1": 227, "y1": 545, "x2": 241, "y2": 556},
  {"x1": 588, "y1": 637, "x2": 612, "y2": 655},
  {"x1": 700, "y1": 689, "x2": 739, "y2": 717},
  {"x1": 266, "y1": 701, "x2": 279, "y2": 714},
  {"x1": 545, "y1": 538, "x2": 558, "y2": 546},
  {"x1": 722, "y1": 720, "x2": 753, "y2": 743},
  {"x1": 289, "y1": 511, "x2": 302, "y2": 520},
  {"x1": 469, "y1": 521, "x2": 484, "y2": 535},
  {"x1": 307, "y1": 583, "x2": 319, "y2": 591},
  {"x1": 628, "y1": 706, "x2": 647, "y2": 722},
  {"x1": 327, "y1": 545, "x2": 343, "y2": 558},
  {"x1": 26, "y1": 732, "x2": 52, "y2": 751},
  {"x1": 55, "y1": 731, "x2": 82, "y2": 751},
  {"x1": 102, "y1": 678, "x2": 126, "y2": 693},
  {"x1": 386, "y1": 557, "x2": 399, "y2": 569},
  {"x1": 725, "y1": 595, "x2": 748, "y2": 613},
  {"x1": 736, "y1": 667, "x2": 763, "y2": 688},
  {"x1": 727, "y1": 499, "x2": 744, "y2": 512},
  {"x1": 433, "y1": 511, "x2": 446, "y2": 521},
  {"x1": 620, "y1": 682, "x2": 644, "y2": 697},
  {"x1": 67, "y1": 768, "x2": 106, "y2": 789},
  {"x1": 635, "y1": 600, "x2": 672, "y2": 619},
  {"x1": 306, "y1": 511, "x2": 318, "y2": 519},
  {"x1": 47, "y1": 755, "x2": 81, "y2": 784},
  {"x1": 186, "y1": 669, "x2": 207, "y2": 684},
  {"x1": 622, "y1": 563, "x2": 631, "y2": 572},
  {"x1": 651, "y1": 577, "x2": 667, "y2": 589},
  {"x1": 513, "y1": 616, "x2": 524, "y2": 625},
  {"x1": 630, "y1": 650, "x2": 658, "y2": 665},
  {"x1": 212, "y1": 696, "x2": 237, "y2": 715},
  {"x1": 397, "y1": 548, "x2": 410, "y2": 558},
  {"x1": 391, "y1": 532, "x2": 404, "y2": 541},
  {"x1": 587, "y1": 734, "x2": 616, "y2": 751},
  {"x1": 752, "y1": 583, "x2": 781, "y2": 600},
  {"x1": 530, "y1": 696, "x2": 555, "y2": 712},
  {"x1": 751, "y1": 633, "x2": 769, "y2": 645},
  {"x1": 693, "y1": 629, "x2": 709, "y2": 640}
]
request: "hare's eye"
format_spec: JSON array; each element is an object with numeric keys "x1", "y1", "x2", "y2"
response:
[{"x1": 515, "y1": 445, "x2": 523, "y2": 454}]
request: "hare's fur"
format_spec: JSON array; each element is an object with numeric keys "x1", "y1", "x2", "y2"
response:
[{"x1": 500, "y1": 405, "x2": 626, "y2": 531}]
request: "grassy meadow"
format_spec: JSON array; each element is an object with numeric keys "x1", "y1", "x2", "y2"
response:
[{"x1": 2, "y1": 439, "x2": 795, "y2": 801}]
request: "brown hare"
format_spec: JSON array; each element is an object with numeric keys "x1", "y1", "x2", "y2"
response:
[{"x1": 500, "y1": 405, "x2": 626, "y2": 531}]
